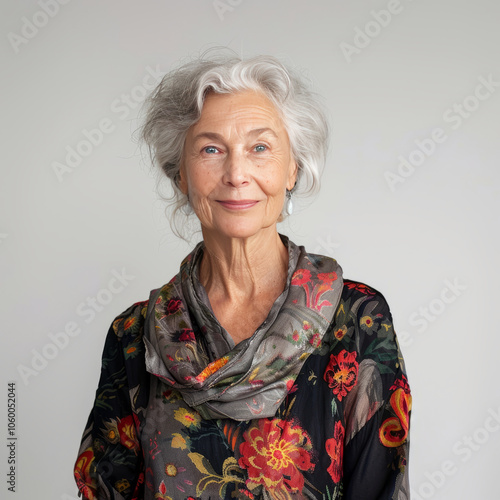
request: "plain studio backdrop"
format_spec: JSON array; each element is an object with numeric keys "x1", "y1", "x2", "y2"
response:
[{"x1": 1, "y1": 1, "x2": 498, "y2": 498}]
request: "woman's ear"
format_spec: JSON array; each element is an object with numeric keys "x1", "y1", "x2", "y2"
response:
[{"x1": 287, "y1": 161, "x2": 298, "y2": 191}]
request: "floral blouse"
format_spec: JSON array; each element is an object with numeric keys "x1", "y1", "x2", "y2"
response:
[{"x1": 74, "y1": 272, "x2": 411, "y2": 499}]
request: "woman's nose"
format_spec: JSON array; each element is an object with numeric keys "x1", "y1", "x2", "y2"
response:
[{"x1": 222, "y1": 151, "x2": 250, "y2": 187}]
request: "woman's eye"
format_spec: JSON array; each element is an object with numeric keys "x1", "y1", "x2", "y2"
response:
[
  {"x1": 203, "y1": 146, "x2": 219, "y2": 154},
  {"x1": 254, "y1": 144, "x2": 267, "y2": 152}
]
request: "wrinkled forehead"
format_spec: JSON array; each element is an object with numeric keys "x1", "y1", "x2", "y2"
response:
[{"x1": 190, "y1": 89, "x2": 287, "y2": 138}]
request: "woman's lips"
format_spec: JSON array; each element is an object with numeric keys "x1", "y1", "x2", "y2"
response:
[{"x1": 217, "y1": 200, "x2": 258, "y2": 210}]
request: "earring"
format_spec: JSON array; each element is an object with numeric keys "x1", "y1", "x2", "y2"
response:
[{"x1": 285, "y1": 189, "x2": 293, "y2": 216}]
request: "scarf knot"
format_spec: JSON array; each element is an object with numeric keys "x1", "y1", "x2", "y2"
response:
[{"x1": 143, "y1": 236, "x2": 343, "y2": 421}]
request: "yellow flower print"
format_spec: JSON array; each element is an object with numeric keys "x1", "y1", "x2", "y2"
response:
[
  {"x1": 115, "y1": 479, "x2": 130, "y2": 493},
  {"x1": 101, "y1": 419, "x2": 119, "y2": 444},
  {"x1": 334, "y1": 326, "x2": 347, "y2": 340},
  {"x1": 165, "y1": 463, "x2": 178, "y2": 476},
  {"x1": 174, "y1": 407, "x2": 201, "y2": 429},
  {"x1": 360, "y1": 315, "x2": 375, "y2": 332},
  {"x1": 171, "y1": 433, "x2": 188, "y2": 450}
]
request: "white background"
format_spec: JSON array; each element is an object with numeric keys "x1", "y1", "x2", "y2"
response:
[{"x1": 1, "y1": 1, "x2": 499, "y2": 499}]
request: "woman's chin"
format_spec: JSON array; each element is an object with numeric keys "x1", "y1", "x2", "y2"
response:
[{"x1": 204, "y1": 220, "x2": 276, "y2": 241}]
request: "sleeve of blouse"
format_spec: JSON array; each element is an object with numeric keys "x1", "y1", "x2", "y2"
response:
[
  {"x1": 74, "y1": 301, "x2": 149, "y2": 500},
  {"x1": 342, "y1": 289, "x2": 411, "y2": 500}
]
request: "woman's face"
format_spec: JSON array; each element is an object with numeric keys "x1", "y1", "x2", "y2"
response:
[{"x1": 179, "y1": 90, "x2": 297, "y2": 241}]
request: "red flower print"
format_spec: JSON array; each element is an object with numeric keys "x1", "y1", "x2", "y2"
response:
[
  {"x1": 291, "y1": 269, "x2": 312, "y2": 286},
  {"x1": 74, "y1": 449, "x2": 97, "y2": 499},
  {"x1": 286, "y1": 379, "x2": 298, "y2": 394},
  {"x1": 326, "y1": 421, "x2": 345, "y2": 483},
  {"x1": 178, "y1": 329, "x2": 195, "y2": 342},
  {"x1": 166, "y1": 298, "x2": 182, "y2": 315},
  {"x1": 318, "y1": 272, "x2": 338, "y2": 285},
  {"x1": 324, "y1": 350, "x2": 359, "y2": 401},
  {"x1": 159, "y1": 480, "x2": 167, "y2": 494},
  {"x1": 123, "y1": 316, "x2": 136, "y2": 330},
  {"x1": 117, "y1": 415, "x2": 140, "y2": 453},
  {"x1": 156, "y1": 480, "x2": 173, "y2": 499},
  {"x1": 239, "y1": 418, "x2": 315, "y2": 498},
  {"x1": 292, "y1": 270, "x2": 337, "y2": 312},
  {"x1": 344, "y1": 281, "x2": 375, "y2": 295},
  {"x1": 390, "y1": 374, "x2": 411, "y2": 394},
  {"x1": 309, "y1": 333, "x2": 322, "y2": 349}
]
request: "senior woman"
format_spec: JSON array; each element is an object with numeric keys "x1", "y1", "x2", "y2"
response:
[{"x1": 74, "y1": 52, "x2": 411, "y2": 500}]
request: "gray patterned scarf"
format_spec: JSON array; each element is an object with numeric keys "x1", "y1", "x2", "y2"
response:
[{"x1": 143, "y1": 235, "x2": 343, "y2": 421}]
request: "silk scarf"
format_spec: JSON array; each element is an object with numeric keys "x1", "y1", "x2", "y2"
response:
[{"x1": 143, "y1": 235, "x2": 343, "y2": 421}]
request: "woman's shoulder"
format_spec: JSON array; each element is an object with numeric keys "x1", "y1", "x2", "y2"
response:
[
  {"x1": 340, "y1": 278, "x2": 393, "y2": 314},
  {"x1": 98, "y1": 298, "x2": 152, "y2": 408},
  {"x1": 333, "y1": 278, "x2": 399, "y2": 351},
  {"x1": 106, "y1": 298, "x2": 150, "y2": 351}
]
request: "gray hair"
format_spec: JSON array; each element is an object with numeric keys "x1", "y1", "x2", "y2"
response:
[{"x1": 140, "y1": 49, "x2": 329, "y2": 238}]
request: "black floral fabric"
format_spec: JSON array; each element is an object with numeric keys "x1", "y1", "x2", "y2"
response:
[{"x1": 74, "y1": 275, "x2": 411, "y2": 500}]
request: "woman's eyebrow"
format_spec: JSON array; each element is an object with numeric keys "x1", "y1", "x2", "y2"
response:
[
  {"x1": 247, "y1": 127, "x2": 278, "y2": 138},
  {"x1": 193, "y1": 128, "x2": 278, "y2": 143},
  {"x1": 192, "y1": 132, "x2": 224, "y2": 142}
]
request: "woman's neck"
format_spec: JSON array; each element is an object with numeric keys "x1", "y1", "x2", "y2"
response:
[{"x1": 199, "y1": 228, "x2": 289, "y2": 302}]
